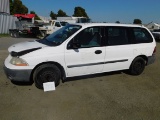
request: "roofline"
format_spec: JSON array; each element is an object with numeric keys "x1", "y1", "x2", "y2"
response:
[{"x1": 70, "y1": 23, "x2": 144, "y2": 28}]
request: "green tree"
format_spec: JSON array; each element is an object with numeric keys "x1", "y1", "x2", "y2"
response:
[
  {"x1": 50, "y1": 11, "x2": 56, "y2": 19},
  {"x1": 57, "y1": 9, "x2": 67, "y2": 17},
  {"x1": 11, "y1": 0, "x2": 28, "y2": 14},
  {"x1": 10, "y1": 0, "x2": 14, "y2": 15},
  {"x1": 115, "y1": 21, "x2": 120, "y2": 23},
  {"x1": 30, "y1": 11, "x2": 41, "y2": 20},
  {"x1": 21, "y1": 5, "x2": 28, "y2": 14},
  {"x1": 73, "y1": 6, "x2": 89, "y2": 18},
  {"x1": 133, "y1": 19, "x2": 142, "y2": 24}
]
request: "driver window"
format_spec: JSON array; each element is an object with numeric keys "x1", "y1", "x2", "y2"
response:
[{"x1": 70, "y1": 27, "x2": 102, "y2": 48}]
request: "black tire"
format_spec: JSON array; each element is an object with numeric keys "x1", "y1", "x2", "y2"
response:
[
  {"x1": 33, "y1": 64, "x2": 61, "y2": 89},
  {"x1": 18, "y1": 17, "x2": 22, "y2": 21},
  {"x1": 13, "y1": 31, "x2": 19, "y2": 38},
  {"x1": 40, "y1": 31, "x2": 46, "y2": 37},
  {"x1": 10, "y1": 31, "x2": 13, "y2": 37},
  {"x1": 129, "y1": 57, "x2": 146, "y2": 75}
]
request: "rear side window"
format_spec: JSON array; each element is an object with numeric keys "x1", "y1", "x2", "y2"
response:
[
  {"x1": 133, "y1": 28, "x2": 153, "y2": 43},
  {"x1": 106, "y1": 27, "x2": 129, "y2": 46}
]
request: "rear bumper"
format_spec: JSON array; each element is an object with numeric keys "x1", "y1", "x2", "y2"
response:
[
  {"x1": 147, "y1": 54, "x2": 156, "y2": 65},
  {"x1": 3, "y1": 65, "x2": 32, "y2": 82}
]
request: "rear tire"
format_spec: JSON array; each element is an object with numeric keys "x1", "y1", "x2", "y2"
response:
[
  {"x1": 13, "y1": 31, "x2": 19, "y2": 38},
  {"x1": 33, "y1": 64, "x2": 61, "y2": 89},
  {"x1": 129, "y1": 57, "x2": 146, "y2": 75},
  {"x1": 10, "y1": 31, "x2": 13, "y2": 37},
  {"x1": 40, "y1": 31, "x2": 46, "y2": 38}
]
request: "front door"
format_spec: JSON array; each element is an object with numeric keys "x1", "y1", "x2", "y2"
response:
[{"x1": 65, "y1": 26, "x2": 106, "y2": 77}]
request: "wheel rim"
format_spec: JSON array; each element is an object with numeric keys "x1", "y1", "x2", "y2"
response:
[
  {"x1": 41, "y1": 32, "x2": 45, "y2": 37},
  {"x1": 41, "y1": 71, "x2": 56, "y2": 82},
  {"x1": 14, "y1": 33, "x2": 17, "y2": 37},
  {"x1": 37, "y1": 70, "x2": 56, "y2": 88},
  {"x1": 10, "y1": 32, "x2": 13, "y2": 37},
  {"x1": 134, "y1": 60, "x2": 144, "y2": 74}
]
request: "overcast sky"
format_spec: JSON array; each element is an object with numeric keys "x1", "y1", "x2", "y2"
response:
[{"x1": 21, "y1": 0, "x2": 160, "y2": 24}]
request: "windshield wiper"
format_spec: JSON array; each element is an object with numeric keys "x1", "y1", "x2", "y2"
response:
[
  {"x1": 37, "y1": 39, "x2": 58, "y2": 46},
  {"x1": 45, "y1": 39, "x2": 59, "y2": 45}
]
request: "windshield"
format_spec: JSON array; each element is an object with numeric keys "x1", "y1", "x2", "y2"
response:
[{"x1": 40, "y1": 24, "x2": 81, "y2": 46}]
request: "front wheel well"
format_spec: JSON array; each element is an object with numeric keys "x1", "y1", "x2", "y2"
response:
[{"x1": 30, "y1": 62, "x2": 66, "y2": 82}]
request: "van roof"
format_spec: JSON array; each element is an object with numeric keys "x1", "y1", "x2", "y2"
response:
[{"x1": 71, "y1": 23, "x2": 144, "y2": 28}]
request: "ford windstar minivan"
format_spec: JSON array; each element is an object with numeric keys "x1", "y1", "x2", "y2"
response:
[{"x1": 4, "y1": 23, "x2": 156, "y2": 89}]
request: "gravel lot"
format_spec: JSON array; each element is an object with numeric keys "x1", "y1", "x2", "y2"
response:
[{"x1": 0, "y1": 37, "x2": 160, "y2": 120}]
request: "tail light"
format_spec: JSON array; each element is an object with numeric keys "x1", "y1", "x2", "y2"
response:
[
  {"x1": 28, "y1": 29, "x2": 31, "y2": 33},
  {"x1": 153, "y1": 47, "x2": 156, "y2": 54}
]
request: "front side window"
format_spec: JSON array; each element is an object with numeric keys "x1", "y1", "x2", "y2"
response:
[
  {"x1": 37, "y1": 25, "x2": 81, "y2": 46},
  {"x1": 68, "y1": 27, "x2": 102, "y2": 48},
  {"x1": 107, "y1": 27, "x2": 129, "y2": 45},
  {"x1": 133, "y1": 28, "x2": 153, "y2": 43}
]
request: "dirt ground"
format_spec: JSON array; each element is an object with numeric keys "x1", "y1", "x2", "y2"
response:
[{"x1": 0, "y1": 37, "x2": 160, "y2": 120}]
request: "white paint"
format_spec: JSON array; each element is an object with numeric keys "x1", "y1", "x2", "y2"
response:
[
  {"x1": 43, "y1": 82, "x2": 55, "y2": 92},
  {"x1": 4, "y1": 23, "x2": 156, "y2": 81}
]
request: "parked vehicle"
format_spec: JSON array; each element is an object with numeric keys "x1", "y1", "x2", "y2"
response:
[
  {"x1": 152, "y1": 29, "x2": 160, "y2": 40},
  {"x1": 4, "y1": 23, "x2": 156, "y2": 89},
  {"x1": 14, "y1": 14, "x2": 35, "y2": 21},
  {"x1": 30, "y1": 20, "x2": 67, "y2": 38},
  {"x1": 9, "y1": 14, "x2": 35, "y2": 38},
  {"x1": 57, "y1": 17, "x2": 91, "y2": 24}
]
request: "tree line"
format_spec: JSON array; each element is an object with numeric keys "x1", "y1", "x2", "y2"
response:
[
  {"x1": 9, "y1": 0, "x2": 89, "y2": 20},
  {"x1": 10, "y1": 0, "x2": 142, "y2": 24},
  {"x1": 10, "y1": 0, "x2": 40, "y2": 19},
  {"x1": 10, "y1": 0, "x2": 28, "y2": 15},
  {"x1": 50, "y1": 7, "x2": 89, "y2": 19},
  {"x1": 115, "y1": 19, "x2": 142, "y2": 24}
]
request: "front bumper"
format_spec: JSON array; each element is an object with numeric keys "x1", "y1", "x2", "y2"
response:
[{"x1": 3, "y1": 65, "x2": 32, "y2": 82}]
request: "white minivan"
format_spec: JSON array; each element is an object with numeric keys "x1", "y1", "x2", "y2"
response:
[{"x1": 4, "y1": 23, "x2": 156, "y2": 89}]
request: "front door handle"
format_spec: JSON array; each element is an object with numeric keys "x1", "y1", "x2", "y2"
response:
[{"x1": 95, "y1": 50, "x2": 102, "y2": 54}]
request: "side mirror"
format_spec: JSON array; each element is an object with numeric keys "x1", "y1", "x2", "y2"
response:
[
  {"x1": 72, "y1": 38, "x2": 80, "y2": 49},
  {"x1": 68, "y1": 38, "x2": 80, "y2": 49},
  {"x1": 72, "y1": 42, "x2": 81, "y2": 49}
]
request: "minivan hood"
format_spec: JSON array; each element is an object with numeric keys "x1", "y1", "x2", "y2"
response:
[{"x1": 8, "y1": 40, "x2": 47, "y2": 52}]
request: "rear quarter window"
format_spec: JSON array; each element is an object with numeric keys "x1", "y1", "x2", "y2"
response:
[{"x1": 133, "y1": 28, "x2": 153, "y2": 43}]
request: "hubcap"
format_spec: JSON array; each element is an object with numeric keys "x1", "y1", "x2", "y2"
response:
[
  {"x1": 134, "y1": 61, "x2": 143, "y2": 73},
  {"x1": 41, "y1": 71, "x2": 55, "y2": 82},
  {"x1": 37, "y1": 70, "x2": 56, "y2": 87}
]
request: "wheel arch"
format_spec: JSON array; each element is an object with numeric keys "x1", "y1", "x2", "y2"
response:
[
  {"x1": 128, "y1": 55, "x2": 147, "y2": 75},
  {"x1": 30, "y1": 61, "x2": 66, "y2": 82},
  {"x1": 130, "y1": 55, "x2": 148, "y2": 68}
]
